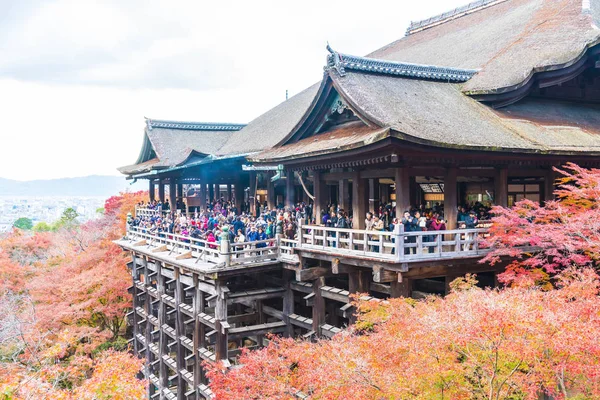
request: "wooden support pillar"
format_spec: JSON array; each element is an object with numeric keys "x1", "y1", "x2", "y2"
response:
[
  {"x1": 192, "y1": 274, "x2": 205, "y2": 387},
  {"x1": 156, "y1": 262, "x2": 168, "y2": 392},
  {"x1": 348, "y1": 266, "x2": 370, "y2": 294},
  {"x1": 339, "y1": 179, "x2": 349, "y2": 211},
  {"x1": 409, "y1": 176, "x2": 419, "y2": 209},
  {"x1": 444, "y1": 167, "x2": 458, "y2": 230},
  {"x1": 235, "y1": 178, "x2": 245, "y2": 212},
  {"x1": 494, "y1": 167, "x2": 508, "y2": 208},
  {"x1": 176, "y1": 183, "x2": 183, "y2": 202},
  {"x1": 169, "y1": 181, "x2": 177, "y2": 213},
  {"x1": 142, "y1": 257, "x2": 155, "y2": 397},
  {"x1": 199, "y1": 183, "x2": 207, "y2": 211},
  {"x1": 380, "y1": 183, "x2": 390, "y2": 204},
  {"x1": 352, "y1": 172, "x2": 368, "y2": 229},
  {"x1": 174, "y1": 268, "x2": 186, "y2": 399},
  {"x1": 208, "y1": 182, "x2": 215, "y2": 203},
  {"x1": 282, "y1": 270, "x2": 295, "y2": 337},
  {"x1": 214, "y1": 183, "x2": 220, "y2": 200},
  {"x1": 544, "y1": 167, "x2": 556, "y2": 204},
  {"x1": 267, "y1": 172, "x2": 276, "y2": 210},
  {"x1": 390, "y1": 274, "x2": 412, "y2": 298},
  {"x1": 394, "y1": 167, "x2": 410, "y2": 220},
  {"x1": 131, "y1": 253, "x2": 139, "y2": 355},
  {"x1": 227, "y1": 184, "x2": 232, "y2": 202},
  {"x1": 312, "y1": 277, "x2": 326, "y2": 334},
  {"x1": 149, "y1": 181, "x2": 155, "y2": 203},
  {"x1": 369, "y1": 178, "x2": 380, "y2": 213},
  {"x1": 158, "y1": 180, "x2": 165, "y2": 203},
  {"x1": 249, "y1": 171, "x2": 257, "y2": 216},
  {"x1": 285, "y1": 170, "x2": 295, "y2": 209},
  {"x1": 313, "y1": 170, "x2": 328, "y2": 223},
  {"x1": 215, "y1": 280, "x2": 228, "y2": 361}
]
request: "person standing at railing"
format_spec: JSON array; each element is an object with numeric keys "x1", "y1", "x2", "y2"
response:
[
  {"x1": 372, "y1": 214, "x2": 385, "y2": 252},
  {"x1": 402, "y1": 211, "x2": 418, "y2": 255},
  {"x1": 463, "y1": 211, "x2": 478, "y2": 251}
]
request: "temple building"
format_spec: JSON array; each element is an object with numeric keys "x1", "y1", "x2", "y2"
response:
[{"x1": 117, "y1": 1, "x2": 600, "y2": 398}]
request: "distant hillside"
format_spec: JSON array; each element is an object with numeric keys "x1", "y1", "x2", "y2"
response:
[{"x1": 0, "y1": 175, "x2": 146, "y2": 197}]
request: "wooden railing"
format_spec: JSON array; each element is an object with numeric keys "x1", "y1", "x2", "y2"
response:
[
  {"x1": 126, "y1": 225, "x2": 279, "y2": 268},
  {"x1": 125, "y1": 221, "x2": 491, "y2": 267},
  {"x1": 298, "y1": 224, "x2": 490, "y2": 262}
]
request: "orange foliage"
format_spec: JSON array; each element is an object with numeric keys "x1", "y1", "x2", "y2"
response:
[
  {"x1": 0, "y1": 192, "x2": 146, "y2": 399},
  {"x1": 208, "y1": 270, "x2": 600, "y2": 400}
]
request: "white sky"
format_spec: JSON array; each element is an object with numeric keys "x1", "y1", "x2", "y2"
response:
[{"x1": 0, "y1": 0, "x2": 467, "y2": 181}]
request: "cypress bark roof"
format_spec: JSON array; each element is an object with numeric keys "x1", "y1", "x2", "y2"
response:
[{"x1": 369, "y1": 0, "x2": 600, "y2": 95}]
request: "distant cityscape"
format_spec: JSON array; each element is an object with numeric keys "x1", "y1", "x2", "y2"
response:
[{"x1": 0, "y1": 196, "x2": 106, "y2": 233}]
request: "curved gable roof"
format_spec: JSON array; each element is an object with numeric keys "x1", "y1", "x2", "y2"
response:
[{"x1": 369, "y1": 0, "x2": 600, "y2": 95}]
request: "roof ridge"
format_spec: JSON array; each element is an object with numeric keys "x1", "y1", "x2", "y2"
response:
[
  {"x1": 146, "y1": 118, "x2": 246, "y2": 131},
  {"x1": 406, "y1": 0, "x2": 509, "y2": 36},
  {"x1": 325, "y1": 46, "x2": 478, "y2": 82}
]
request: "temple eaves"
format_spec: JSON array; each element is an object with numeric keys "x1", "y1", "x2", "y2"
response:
[
  {"x1": 146, "y1": 118, "x2": 246, "y2": 131},
  {"x1": 325, "y1": 45, "x2": 478, "y2": 83}
]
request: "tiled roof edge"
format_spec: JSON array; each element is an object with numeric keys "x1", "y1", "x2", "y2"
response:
[
  {"x1": 325, "y1": 46, "x2": 478, "y2": 82},
  {"x1": 146, "y1": 118, "x2": 246, "y2": 131},
  {"x1": 406, "y1": 0, "x2": 509, "y2": 36}
]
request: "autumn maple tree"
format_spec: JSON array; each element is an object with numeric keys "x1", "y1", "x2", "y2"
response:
[
  {"x1": 0, "y1": 191, "x2": 147, "y2": 399},
  {"x1": 207, "y1": 270, "x2": 600, "y2": 400},
  {"x1": 483, "y1": 163, "x2": 600, "y2": 285}
]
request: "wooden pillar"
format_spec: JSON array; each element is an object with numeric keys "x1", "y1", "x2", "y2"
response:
[
  {"x1": 235, "y1": 177, "x2": 245, "y2": 212},
  {"x1": 176, "y1": 183, "x2": 183, "y2": 202},
  {"x1": 267, "y1": 172, "x2": 276, "y2": 210},
  {"x1": 158, "y1": 180, "x2": 165, "y2": 203},
  {"x1": 149, "y1": 181, "x2": 155, "y2": 203},
  {"x1": 199, "y1": 183, "x2": 207, "y2": 211},
  {"x1": 174, "y1": 268, "x2": 186, "y2": 399},
  {"x1": 282, "y1": 270, "x2": 294, "y2": 337},
  {"x1": 312, "y1": 277, "x2": 326, "y2": 334},
  {"x1": 380, "y1": 183, "x2": 390, "y2": 204},
  {"x1": 142, "y1": 257, "x2": 155, "y2": 397},
  {"x1": 208, "y1": 182, "x2": 215, "y2": 203},
  {"x1": 169, "y1": 181, "x2": 177, "y2": 213},
  {"x1": 339, "y1": 179, "x2": 349, "y2": 211},
  {"x1": 156, "y1": 262, "x2": 168, "y2": 392},
  {"x1": 390, "y1": 274, "x2": 412, "y2": 298},
  {"x1": 131, "y1": 253, "x2": 140, "y2": 355},
  {"x1": 352, "y1": 172, "x2": 368, "y2": 229},
  {"x1": 227, "y1": 184, "x2": 232, "y2": 202},
  {"x1": 192, "y1": 274, "x2": 206, "y2": 387},
  {"x1": 249, "y1": 171, "x2": 257, "y2": 216},
  {"x1": 285, "y1": 170, "x2": 295, "y2": 209},
  {"x1": 348, "y1": 267, "x2": 370, "y2": 293},
  {"x1": 215, "y1": 280, "x2": 228, "y2": 361},
  {"x1": 544, "y1": 167, "x2": 556, "y2": 204},
  {"x1": 369, "y1": 178, "x2": 380, "y2": 213},
  {"x1": 394, "y1": 167, "x2": 410, "y2": 220},
  {"x1": 214, "y1": 183, "x2": 220, "y2": 200},
  {"x1": 444, "y1": 167, "x2": 458, "y2": 230},
  {"x1": 313, "y1": 170, "x2": 328, "y2": 223},
  {"x1": 494, "y1": 167, "x2": 508, "y2": 207}
]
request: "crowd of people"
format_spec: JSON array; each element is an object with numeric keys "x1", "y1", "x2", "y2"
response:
[{"x1": 129, "y1": 198, "x2": 491, "y2": 253}]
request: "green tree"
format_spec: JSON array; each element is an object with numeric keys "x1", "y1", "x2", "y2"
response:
[
  {"x1": 13, "y1": 218, "x2": 33, "y2": 230},
  {"x1": 56, "y1": 208, "x2": 79, "y2": 229},
  {"x1": 32, "y1": 222, "x2": 54, "y2": 232},
  {"x1": 96, "y1": 207, "x2": 105, "y2": 215}
]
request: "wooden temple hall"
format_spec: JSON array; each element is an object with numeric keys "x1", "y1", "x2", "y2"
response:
[{"x1": 117, "y1": 1, "x2": 600, "y2": 398}]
